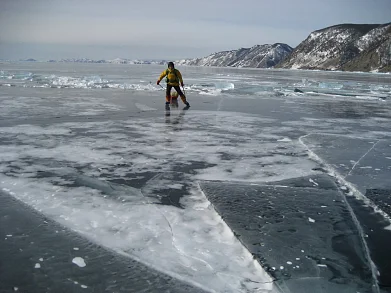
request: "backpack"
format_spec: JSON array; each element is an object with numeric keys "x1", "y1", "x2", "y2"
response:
[{"x1": 165, "y1": 69, "x2": 179, "y2": 84}]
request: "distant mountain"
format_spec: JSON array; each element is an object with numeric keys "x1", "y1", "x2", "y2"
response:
[
  {"x1": 55, "y1": 58, "x2": 167, "y2": 65},
  {"x1": 15, "y1": 22, "x2": 391, "y2": 73},
  {"x1": 176, "y1": 43, "x2": 293, "y2": 68},
  {"x1": 276, "y1": 23, "x2": 391, "y2": 72}
]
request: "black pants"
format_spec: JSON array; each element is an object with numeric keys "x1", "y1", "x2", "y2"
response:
[{"x1": 166, "y1": 85, "x2": 186, "y2": 103}]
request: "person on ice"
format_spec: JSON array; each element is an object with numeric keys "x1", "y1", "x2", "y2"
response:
[{"x1": 157, "y1": 62, "x2": 190, "y2": 110}]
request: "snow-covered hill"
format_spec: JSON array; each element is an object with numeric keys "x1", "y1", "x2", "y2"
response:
[
  {"x1": 277, "y1": 23, "x2": 391, "y2": 72},
  {"x1": 176, "y1": 43, "x2": 293, "y2": 68}
]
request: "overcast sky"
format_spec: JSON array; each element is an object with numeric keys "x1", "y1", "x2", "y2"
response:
[{"x1": 0, "y1": 0, "x2": 390, "y2": 60}]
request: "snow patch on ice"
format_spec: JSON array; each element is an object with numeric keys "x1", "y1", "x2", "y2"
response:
[{"x1": 72, "y1": 257, "x2": 86, "y2": 268}]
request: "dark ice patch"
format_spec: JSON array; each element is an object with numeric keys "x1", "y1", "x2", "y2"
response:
[
  {"x1": 19, "y1": 168, "x2": 193, "y2": 209},
  {"x1": 266, "y1": 174, "x2": 339, "y2": 190},
  {"x1": 200, "y1": 179, "x2": 374, "y2": 293},
  {"x1": 301, "y1": 134, "x2": 391, "y2": 291},
  {"x1": 301, "y1": 134, "x2": 391, "y2": 194},
  {"x1": 365, "y1": 189, "x2": 391, "y2": 217},
  {"x1": 346, "y1": 194, "x2": 391, "y2": 291},
  {"x1": 141, "y1": 172, "x2": 192, "y2": 209}
]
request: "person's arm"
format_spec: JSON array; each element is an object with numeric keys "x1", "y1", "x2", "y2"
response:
[
  {"x1": 157, "y1": 70, "x2": 167, "y2": 84},
  {"x1": 177, "y1": 70, "x2": 184, "y2": 86}
]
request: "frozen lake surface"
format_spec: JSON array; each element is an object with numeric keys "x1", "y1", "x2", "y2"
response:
[{"x1": 1, "y1": 62, "x2": 391, "y2": 292}]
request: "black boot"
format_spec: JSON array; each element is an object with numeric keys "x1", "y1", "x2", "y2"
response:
[
  {"x1": 165, "y1": 102, "x2": 170, "y2": 110},
  {"x1": 183, "y1": 102, "x2": 190, "y2": 110}
]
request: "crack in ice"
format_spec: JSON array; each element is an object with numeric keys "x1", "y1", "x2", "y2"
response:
[{"x1": 346, "y1": 140, "x2": 381, "y2": 177}]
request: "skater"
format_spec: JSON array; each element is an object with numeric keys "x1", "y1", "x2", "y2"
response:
[{"x1": 157, "y1": 62, "x2": 190, "y2": 110}]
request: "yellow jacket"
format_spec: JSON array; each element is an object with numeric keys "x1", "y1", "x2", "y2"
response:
[{"x1": 158, "y1": 68, "x2": 183, "y2": 86}]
